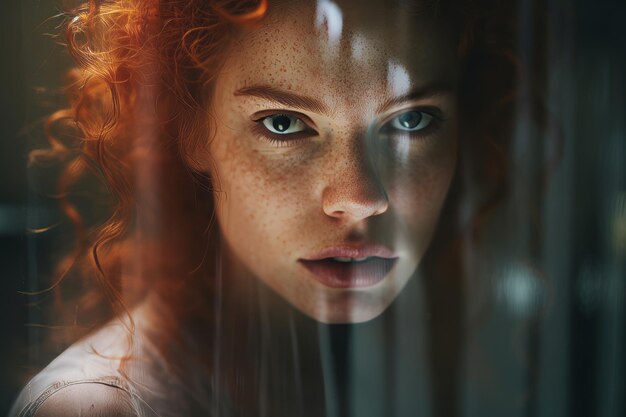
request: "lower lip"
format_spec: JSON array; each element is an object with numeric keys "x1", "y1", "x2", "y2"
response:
[{"x1": 299, "y1": 257, "x2": 398, "y2": 289}]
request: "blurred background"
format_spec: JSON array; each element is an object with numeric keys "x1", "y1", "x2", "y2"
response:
[
  {"x1": 1, "y1": 0, "x2": 624, "y2": 416},
  {"x1": 1, "y1": 1, "x2": 73, "y2": 414}
]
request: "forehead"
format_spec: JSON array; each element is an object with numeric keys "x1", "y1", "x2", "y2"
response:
[{"x1": 221, "y1": 0, "x2": 458, "y2": 110}]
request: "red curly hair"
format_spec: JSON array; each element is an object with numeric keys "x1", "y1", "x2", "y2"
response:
[{"x1": 34, "y1": 0, "x2": 268, "y2": 335}]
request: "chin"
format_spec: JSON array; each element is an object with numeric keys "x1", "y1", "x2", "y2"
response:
[{"x1": 303, "y1": 296, "x2": 392, "y2": 324}]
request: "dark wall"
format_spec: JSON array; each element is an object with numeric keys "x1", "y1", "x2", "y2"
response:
[
  {"x1": 1, "y1": 1, "x2": 28, "y2": 413},
  {"x1": 0, "y1": 1, "x2": 68, "y2": 413}
]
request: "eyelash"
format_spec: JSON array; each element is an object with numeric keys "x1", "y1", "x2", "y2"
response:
[
  {"x1": 252, "y1": 109, "x2": 444, "y2": 147},
  {"x1": 251, "y1": 113, "x2": 316, "y2": 147},
  {"x1": 380, "y1": 108, "x2": 444, "y2": 140}
]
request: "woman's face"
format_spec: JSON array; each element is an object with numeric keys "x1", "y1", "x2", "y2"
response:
[{"x1": 205, "y1": 0, "x2": 458, "y2": 323}]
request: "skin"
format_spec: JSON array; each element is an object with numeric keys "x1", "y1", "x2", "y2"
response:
[{"x1": 197, "y1": 0, "x2": 459, "y2": 323}]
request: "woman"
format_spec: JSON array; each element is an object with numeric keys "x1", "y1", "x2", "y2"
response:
[{"x1": 11, "y1": 0, "x2": 522, "y2": 416}]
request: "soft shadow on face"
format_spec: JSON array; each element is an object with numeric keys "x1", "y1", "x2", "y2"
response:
[{"x1": 203, "y1": 0, "x2": 459, "y2": 324}]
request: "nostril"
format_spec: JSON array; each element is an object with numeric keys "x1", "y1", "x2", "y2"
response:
[
  {"x1": 321, "y1": 146, "x2": 389, "y2": 221},
  {"x1": 322, "y1": 185, "x2": 389, "y2": 221}
]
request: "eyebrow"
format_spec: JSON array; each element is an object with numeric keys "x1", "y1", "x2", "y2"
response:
[
  {"x1": 234, "y1": 85, "x2": 331, "y2": 115},
  {"x1": 234, "y1": 83, "x2": 455, "y2": 116},
  {"x1": 375, "y1": 84, "x2": 455, "y2": 114}
]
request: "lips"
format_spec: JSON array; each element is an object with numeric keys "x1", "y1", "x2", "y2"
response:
[{"x1": 299, "y1": 245, "x2": 398, "y2": 289}]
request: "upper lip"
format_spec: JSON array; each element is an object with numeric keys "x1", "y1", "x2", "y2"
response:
[{"x1": 301, "y1": 244, "x2": 398, "y2": 261}]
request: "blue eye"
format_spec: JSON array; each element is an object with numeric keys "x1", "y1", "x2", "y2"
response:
[
  {"x1": 388, "y1": 111, "x2": 433, "y2": 132},
  {"x1": 261, "y1": 114, "x2": 307, "y2": 134}
]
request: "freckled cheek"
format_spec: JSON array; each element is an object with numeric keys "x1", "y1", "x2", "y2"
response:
[
  {"x1": 213, "y1": 144, "x2": 315, "y2": 241},
  {"x1": 386, "y1": 143, "x2": 457, "y2": 230}
]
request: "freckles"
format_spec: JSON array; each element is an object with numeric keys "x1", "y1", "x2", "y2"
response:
[
  {"x1": 240, "y1": 26, "x2": 313, "y2": 89},
  {"x1": 386, "y1": 148, "x2": 456, "y2": 213},
  {"x1": 231, "y1": 155, "x2": 309, "y2": 223}
]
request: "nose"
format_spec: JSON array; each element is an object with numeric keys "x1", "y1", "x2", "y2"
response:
[{"x1": 321, "y1": 153, "x2": 389, "y2": 222}]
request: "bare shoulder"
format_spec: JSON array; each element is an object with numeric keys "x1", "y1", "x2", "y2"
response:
[
  {"x1": 10, "y1": 299, "x2": 165, "y2": 417},
  {"x1": 33, "y1": 383, "x2": 138, "y2": 417}
]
